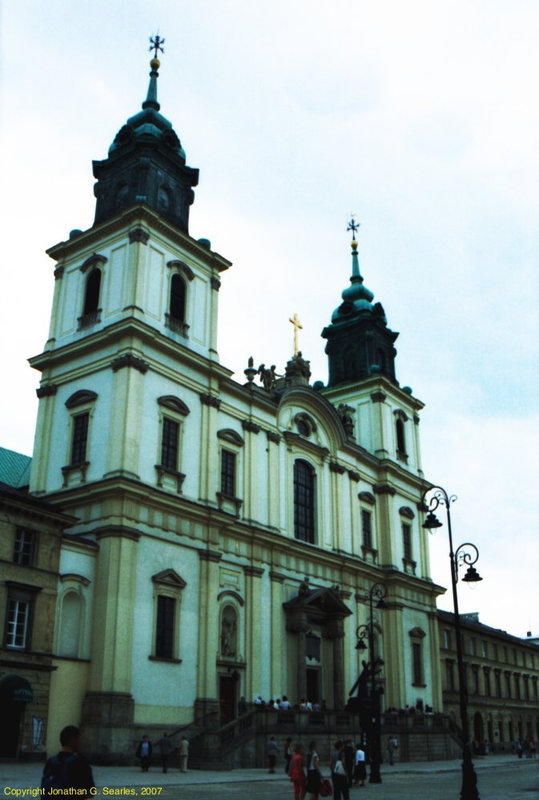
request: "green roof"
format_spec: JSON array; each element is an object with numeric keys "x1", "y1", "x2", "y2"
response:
[{"x1": 0, "y1": 447, "x2": 32, "y2": 488}]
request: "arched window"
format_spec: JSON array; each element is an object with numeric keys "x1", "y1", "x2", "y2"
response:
[
  {"x1": 83, "y1": 269, "x2": 101, "y2": 316},
  {"x1": 220, "y1": 605, "x2": 237, "y2": 658},
  {"x1": 58, "y1": 592, "x2": 82, "y2": 658},
  {"x1": 396, "y1": 417, "x2": 406, "y2": 456},
  {"x1": 169, "y1": 274, "x2": 186, "y2": 322},
  {"x1": 294, "y1": 459, "x2": 315, "y2": 543}
]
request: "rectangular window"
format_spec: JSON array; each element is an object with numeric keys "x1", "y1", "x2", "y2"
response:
[
  {"x1": 161, "y1": 418, "x2": 179, "y2": 471},
  {"x1": 361, "y1": 510, "x2": 372, "y2": 549},
  {"x1": 481, "y1": 640, "x2": 488, "y2": 658},
  {"x1": 443, "y1": 629, "x2": 451, "y2": 649},
  {"x1": 71, "y1": 412, "x2": 89, "y2": 465},
  {"x1": 494, "y1": 670, "x2": 502, "y2": 698},
  {"x1": 6, "y1": 599, "x2": 30, "y2": 649},
  {"x1": 155, "y1": 595, "x2": 175, "y2": 659},
  {"x1": 220, "y1": 450, "x2": 236, "y2": 497},
  {"x1": 470, "y1": 638, "x2": 476, "y2": 656},
  {"x1": 13, "y1": 529, "x2": 35, "y2": 566},
  {"x1": 504, "y1": 672, "x2": 511, "y2": 698},
  {"x1": 293, "y1": 460, "x2": 315, "y2": 544},
  {"x1": 472, "y1": 667, "x2": 479, "y2": 694},
  {"x1": 446, "y1": 660, "x2": 455, "y2": 691},
  {"x1": 412, "y1": 642, "x2": 423, "y2": 685},
  {"x1": 523, "y1": 676, "x2": 529, "y2": 701},
  {"x1": 484, "y1": 669, "x2": 491, "y2": 696},
  {"x1": 514, "y1": 674, "x2": 521, "y2": 699},
  {"x1": 402, "y1": 523, "x2": 412, "y2": 561}
]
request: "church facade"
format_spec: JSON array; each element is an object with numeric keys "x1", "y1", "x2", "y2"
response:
[{"x1": 26, "y1": 53, "x2": 446, "y2": 758}]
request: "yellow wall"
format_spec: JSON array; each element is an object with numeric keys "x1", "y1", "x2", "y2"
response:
[{"x1": 46, "y1": 659, "x2": 90, "y2": 755}]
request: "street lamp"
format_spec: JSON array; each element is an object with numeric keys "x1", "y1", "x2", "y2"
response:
[
  {"x1": 355, "y1": 582, "x2": 386, "y2": 784},
  {"x1": 422, "y1": 485, "x2": 482, "y2": 800}
]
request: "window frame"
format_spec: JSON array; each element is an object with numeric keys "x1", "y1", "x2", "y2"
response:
[
  {"x1": 3, "y1": 583, "x2": 40, "y2": 651},
  {"x1": 150, "y1": 570, "x2": 186, "y2": 663},
  {"x1": 13, "y1": 528, "x2": 36, "y2": 567},
  {"x1": 293, "y1": 458, "x2": 316, "y2": 544},
  {"x1": 220, "y1": 449, "x2": 237, "y2": 498}
]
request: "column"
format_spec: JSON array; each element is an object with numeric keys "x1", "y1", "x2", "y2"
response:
[
  {"x1": 327, "y1": 618, "x2": 345, "y2": 709},
  {"x1": 30, "y1": 385, "x2": 58, "y2": 493},
  {"x1": 269, "y1": 571, "x2": 285, "y2": 698},
  {"x1": 242, "y1": 421, "x2": 261, "y2": 522},
  {"x1": 370, "y1": 391, "x2": 389, "y2": 459},
  {"x1": 105, "y1": 359, "x2": 148, "y2": 479},
  {"x1": 266, "y1": 432, "x2": 281, "y2": 529}
]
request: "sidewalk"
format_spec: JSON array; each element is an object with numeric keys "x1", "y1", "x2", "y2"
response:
[{"x1": 0, "y1": 753, "x2": 535, "y2": 790}]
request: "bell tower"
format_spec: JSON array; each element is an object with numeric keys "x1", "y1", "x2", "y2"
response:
[{"x1": 93, "y1": 36, "x2": 199, "y2": 233}]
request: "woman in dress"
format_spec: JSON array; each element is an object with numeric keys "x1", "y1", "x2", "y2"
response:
[
  {"x1": 305, "y1": 740, "x2": 322, "y2": 800},
  {"x1": 290, "y1": 743, "x2": 306, "y2": 800}
]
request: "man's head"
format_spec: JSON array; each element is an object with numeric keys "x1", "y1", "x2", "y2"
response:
[{"x1": 60, "y1": 725, "x2": 81, "y2": 750}]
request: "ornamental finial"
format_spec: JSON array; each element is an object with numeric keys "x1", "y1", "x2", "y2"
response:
[
  {"x1": 149, "y1": 34, "x2": 165, "y2": 59},
  {"x1": 347, "y1": 215, "x2": 360, "y2": 249}
]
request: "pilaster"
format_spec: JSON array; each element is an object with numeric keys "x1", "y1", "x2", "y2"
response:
[
  {"x1": 243, "y1": 565, "x2": 264, "y2": 700},
  {"x1": 30, "y1": 386, "x2": 57, "y2": 493},
  {"x1": 89, "y1": 529, "x2": 139, "y2": 693},
  {"x1": 104, "y1": 360, "x2": 147, "y2": 478},
  {"x1": 269, "y1": 571, "x2": 285, "y2": 698},
  {"x1": 196, "y1": 548, "x2": 222, "y2": 701}
]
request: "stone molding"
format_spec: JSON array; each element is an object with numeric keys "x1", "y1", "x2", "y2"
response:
[
  {"x1": 243, "y1": 565, "x2": 264, "y2": 578},
  {"x1": 370, "y1": 391, "x2": 387, "y2": 403},
  {"x1": 242, "y1": 420, "x2": 261, "y2": 434},
  {"x1": 347, "y1": 470, "x2": 360, "y2": 482},
  {"x1": 329, "y1": 462, "x2": 346, "y2": 474},
  {"x1": 166, "y1": 259, "x2": 195, "y2": 281},
  {"x1": 36, "y1": 384, "x2": 58, "y2": 398},
  {"x1": 373, "y1": 483, "x2": 396, "y2": 496},
  {"x1": 94, "y1": 525, "x2": 141, "y2": 542},
  {"x1": 200, "y1": 393, "x2": 221, "y2": 409},
  {"x1": 128, "y1": 227, "x2": 149, "y2": 245},
  {"x1": 211, "y1": 277, "x2": 222, "y2": 291},
  {"x1": 198, "y1": 549, "x2": 223, "y2": 563},
  {"x1": 358, "y1": 491, "x2": 376, "y2": 505},
  {"x1": 266, "y1": 431, "x2": 281, "y2": 444},
  {"x1": 269, "y1": 571, "x2": 286, "y2": 583},
  {"x1": 111, "y1": 353, "x2": 149, "y2": 374}
]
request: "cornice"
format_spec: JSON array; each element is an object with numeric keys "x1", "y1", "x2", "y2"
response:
[{"x1": 46, "y1": 204, "x2": 232, "y2": 273}]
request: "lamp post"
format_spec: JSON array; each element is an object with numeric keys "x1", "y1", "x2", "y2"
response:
[
  {"x1": 355, "y1": 582, "x2": 386, "y2": 784},
  {"x1": 422, "y1": 485, "x2": 482, "y2": 800}
]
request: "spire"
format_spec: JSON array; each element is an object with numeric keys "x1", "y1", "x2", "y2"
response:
[
  {"x1": 142, "y1": 35, "x2": 164, "y2": 111},
  {"x1": 321, "y1": 218, "x2": 399, "y2": 387},
  {"x1": 92, "y1": 36, "x2": 199, "y2": 233}
]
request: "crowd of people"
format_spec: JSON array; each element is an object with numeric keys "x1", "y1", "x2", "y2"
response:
[
  {"x1": 268, "y1": 737, "x2": 374, "y2": 800},
  {"x1": 252, "y1": 695, "x2": 328, "y2": 712}
]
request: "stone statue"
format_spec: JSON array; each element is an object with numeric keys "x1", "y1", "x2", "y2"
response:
[
  {"x1": 337, "y1": 404, "x2": 355, "y2": 437},
  {"x1": 220, "y1": 610, "x2": 237, "y2": 657},
  {"x1": 257, "y1": 363, "x2": 277, "y2": 392}
]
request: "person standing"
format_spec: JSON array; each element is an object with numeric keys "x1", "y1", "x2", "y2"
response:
[
  {"x1": 157, "y1": 733, "x2": 172, "y2": 773},
  {"x1": 387, "y1": 736, "x2": 397, "y2": 765},
  {"x1": 305, "y1": 741, "x2": 322, "y2": 800},
  {"x1": 136, "y1": 735, "x2": 152, "y2": 772},
  {"x1": 289, "y1": 743, "x2": 306, "y2": 800},
  {"x1": 267, "y1": 736, "x2": 279, "y2": 773},
  {"x1": 179, "y1": 735, "x2": 189, "y2": 772},
  {"x1": 353, "y1": 744, "x2": 366, "y2": 787},
  {"x1": 284, "y1": 737, "x2": 293, "y2": 773},
  {"x1": 343, "y1": 740, "x2": 354, "y2": 788},
  {"x1": 41, "y1": 725, "x2": 95, "y2": 798},
  {"x1": 330, "y1": 740, "x2": 349, "y2": 800}
]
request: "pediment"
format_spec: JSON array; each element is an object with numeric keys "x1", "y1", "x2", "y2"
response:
[
  {"x1": 152, "y1": 569, "x2": 187, "y2": 589},
  {"x1": 283, "y1": 584, "x2": 352, "y2": 618}
]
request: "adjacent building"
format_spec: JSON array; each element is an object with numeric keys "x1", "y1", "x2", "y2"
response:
[{"x1": 438, "y1": 610, "x2": 539, "y2": 750}]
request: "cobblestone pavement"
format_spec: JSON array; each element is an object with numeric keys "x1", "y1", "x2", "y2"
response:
[{"x1": 1, "y1": 756, "x2": 537, "y2": 800}]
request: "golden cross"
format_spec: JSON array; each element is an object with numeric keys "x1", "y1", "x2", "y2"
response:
[{"x1": 289, "y1": 313, "x2": 303, "y2": 356}]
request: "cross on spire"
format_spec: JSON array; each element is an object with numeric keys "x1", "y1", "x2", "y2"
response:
[
  {"x1": 347, "y1": 216, "x2": 360, "y2": 239},
  {"x1": 149, "y1": 34, "x2": 165, "y2": 58},
  {"x1": 289, "y1": 313, "x2": 303, "y2": 356}
]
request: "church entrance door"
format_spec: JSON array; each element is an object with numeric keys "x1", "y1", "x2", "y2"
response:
[
  {"x1": 306, "y1": 668, "x2": 319, "y2": 703},
  {"x1": 219, "y1": 676, "x2": 236, "y2": 725}
]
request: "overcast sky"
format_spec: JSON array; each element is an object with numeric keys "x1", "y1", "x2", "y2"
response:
[{"x1": 1, "y1": 1, "x2": 538, "y2": 639}]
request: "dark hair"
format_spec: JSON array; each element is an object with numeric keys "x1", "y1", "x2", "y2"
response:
[{"x1": 60, "y1": 725, "x2": 80, "y2": 746}]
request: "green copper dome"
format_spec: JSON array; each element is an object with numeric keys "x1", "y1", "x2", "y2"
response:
[{"x1": 92, "y1": 54, "x2": 198, "y2": 233}]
